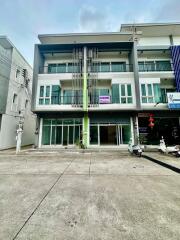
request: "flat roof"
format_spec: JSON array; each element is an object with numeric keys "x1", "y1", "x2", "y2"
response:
[
  {"x1": 38, "y1": 41, "x2": 134, "y2": 53},
  {"x1": 0, "y1": 36, "x2": 32, "y2": 69},
  {"x1": 121, "y1": 22, "x2": 180, "y2": 37},
  {"x1": 38, "y1": 32, "x2": 142, "y2": 44},
  {"x1": 0, "y1": 36, "x2": 14, "y2": 48}
]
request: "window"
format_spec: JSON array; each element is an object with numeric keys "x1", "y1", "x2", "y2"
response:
[
  {"x1": 63, "y1": 90, "x2": 72, "y2": 104},
  {"x1": 161, "y1": 88, "x2": 175, "y2": 103},
  {"x1": 25, "y1": 100, "x2": 28, "y2": 108},
  {"x1": 141, "y1": 83, "x2": 161, "y2": 103},
  {"x1": 12, "y1": 93, "x2": 18, "y2": 111},
  {"x1": 16, "y1": 69, "x2": 21, "y2": 81},
  {"x1": 67, "y1": 63, "x2": 79, "y2": 73},
  {"x1": 138, "y1": 61, "x2": 155, "y2": 72},
  {"x1": 99, "y1": 89, "x2": 109, "y2": 96},
  {"x1": 51, "y1": 85, "x2": 60, "y2": 104},
  {"x1": 138, "y1": 61, "x2": 172, "y2": 72},
  {"x1": 39, "y1": 85, "x2": 50, "y2": 105},
  {"x1": 156, "y1": 61, "x2": 171, "y2": 71},
  {"x1": 120, "y1": 84, "x2": 132, "y2": 104},
  {"x1": 112, "y1": 84, "x2": 120, "y2": 103},
  {"x1": 57, "y1": 64, "x2": 66, "y2": 73},
  {"x1": 111, "y1": 62, "x2": 126, "y2": 72},
  {"x1": 111, "y1": 84, "x2": 132, "y2": 104},
  {"x1": 48, "y1": 64, "x2": 57, "y2": 73},
  {"x1": 100, "y1": 62, "x2": 110, "y2": 72}
]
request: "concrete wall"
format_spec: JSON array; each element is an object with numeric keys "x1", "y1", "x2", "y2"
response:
[
  {"x1": 0, "y1": 44, "x2": 12, "y2": 113},
  {"x1": 138, "y1": 37, "x2": 171, "y2": 46},
  {"x1": 0, "y1": 44, "x2": 36, "y2": 150}
]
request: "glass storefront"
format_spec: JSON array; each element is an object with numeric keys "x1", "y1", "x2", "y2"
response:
[
  {"x1": 138, "y1": 117, "x2": 180, "y2": 145},
  {"x1": 90, "y1": 124, "x2": 131, "y2": 145},
  {"x1": 42, "y1": 119, "x2": 82, "y2": 146}
]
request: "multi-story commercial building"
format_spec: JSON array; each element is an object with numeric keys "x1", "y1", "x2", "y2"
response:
[
  {"x1": 0, "y1": 36, "x2": 36, "y2": 150},
  {"x1": 32, "y1": 23, "x2": 180, "y2": 148}
]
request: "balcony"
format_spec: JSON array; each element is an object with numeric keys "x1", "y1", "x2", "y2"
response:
[
  {"x1": 39, "y1": 64, "x2": 79, "y2": 74},
  {"x1": 138, "y1": 61, "x2": 173, "y2": 72},
  {"x1": 38, "y1": 95, "x2": 83, "y2": 105},
  {"x1": 39, "y1": 62, "x2": 133, "y2": 74}
]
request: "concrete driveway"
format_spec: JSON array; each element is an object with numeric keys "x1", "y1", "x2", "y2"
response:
[{"x1": 0, "y1": 150, "x2": 180, "y2": 240}]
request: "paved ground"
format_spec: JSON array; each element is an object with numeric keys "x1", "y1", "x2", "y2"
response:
[{"x1": 0, "y1": 149, "x2": 180, "y2": 240}]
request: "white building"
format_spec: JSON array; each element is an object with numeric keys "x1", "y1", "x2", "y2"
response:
[
  {"x1": 0, "y1": 36, "x2": 36, "y2": 150},
  {"x1": 32, "y1": 23, "x2": 180, "y2": 148}
]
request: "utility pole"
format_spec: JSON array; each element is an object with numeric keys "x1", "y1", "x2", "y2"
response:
[
  {"x1": 15, "y1": 68, "x2": 28, "y2": 154},
  {"x1": 16, "y1": 114, "x2": 24, "y2": 154}
]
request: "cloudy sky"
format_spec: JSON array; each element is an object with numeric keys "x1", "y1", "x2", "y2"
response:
[{"x1": 0, "y1": 0, "x2": 180, "y2": 65}]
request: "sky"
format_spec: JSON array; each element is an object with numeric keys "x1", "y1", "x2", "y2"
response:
[{"x1": 0, "y1": 0, "x2": 180, "y2": 66}]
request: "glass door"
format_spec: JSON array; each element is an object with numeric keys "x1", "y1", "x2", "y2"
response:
[
  {"x1": 68, "y1": 126, "x2": 74, "y2": 145},
  {"x1": 116, "y1": 125, "x2": 121, "y2": 145},
  {"x1": 63, "y1": 126, "x2": 68, "y2": 145},
  {"x1": 56, "y1": 126, "x2": 62, "y2": 145}
]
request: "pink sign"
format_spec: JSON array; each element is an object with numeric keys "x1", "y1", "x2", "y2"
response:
[{"x1": 99, "y1": 96, "x2": 111, "y2": 104}]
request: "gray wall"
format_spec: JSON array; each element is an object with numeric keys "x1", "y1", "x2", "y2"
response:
[
  {"x1": 0, "y1": 45, "x2": 12, "y2": 113},
  {"x1": 129, "y1": 42, "x2": 141, "y2": 110},
  {"x1": 32, "y1": 45, "x2": 44, "y2": 111}
]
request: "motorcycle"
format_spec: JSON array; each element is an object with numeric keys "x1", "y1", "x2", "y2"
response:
[
  {"x1": 128, "y1": 138, "x2": 142, "y2": 157},
  {"x1": 158, "y1": 136, "x2": 180, "y2": 157}
]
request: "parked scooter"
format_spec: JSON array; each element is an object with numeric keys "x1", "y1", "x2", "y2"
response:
[
  {"x1": 128, "y1": 138, "x2": 142, "y2": 157},
  {"x1": 158, "y1": 136, "x2": 180, "y2": 157}
]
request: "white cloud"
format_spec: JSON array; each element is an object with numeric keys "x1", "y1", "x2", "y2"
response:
[{"x1": 78, "y1": 5, "x2": 117, "y2": 32}]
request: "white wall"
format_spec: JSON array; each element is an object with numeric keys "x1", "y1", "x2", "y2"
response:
[
  {"x1": 173, "y1": 36, "x2": 180, "y2": 45},
  {"x1": 0, "y1": 46, "x2": 36, "y2": 150},
  {"x1": 138, "y1": 37, "x2": 170, "y2": 46}
]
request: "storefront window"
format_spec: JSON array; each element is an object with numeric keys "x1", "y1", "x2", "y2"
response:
[
  {"x1": 41, "y1": 118, "x2": 82, "y2": 146},
  {"x1": 42, "y1": 126, "x2": 51, "y2": 145},
  {"x1": 90, "y1": 126, "x2": 98, "y2": 144},
  {"x1": 138, "y1": 117, "x2": 180, "y2": 145}
]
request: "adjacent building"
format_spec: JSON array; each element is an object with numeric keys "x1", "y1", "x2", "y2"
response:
[
  {"x1": 32, "y1": 23, "x2": 180, "y2": 148},
  {"x1": 0, "y1": 36, "x2": 36, "y2": 150}
]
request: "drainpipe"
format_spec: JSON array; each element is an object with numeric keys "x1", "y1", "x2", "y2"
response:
[{"x1": 82, "y1": 46, "x2": 89, "y2": 148}]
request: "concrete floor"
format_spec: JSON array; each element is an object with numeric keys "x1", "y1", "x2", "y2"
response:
[{"x1": 0, "y1": 150, "x2": 180, "y2": 240}]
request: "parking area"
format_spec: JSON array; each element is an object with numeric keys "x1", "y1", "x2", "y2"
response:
[{"x1": 0, "y1": 149, "x2": 180, "y2": 240}]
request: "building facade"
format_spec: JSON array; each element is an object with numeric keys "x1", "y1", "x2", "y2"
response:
[
  {"x1": 32, "y1": 23, "x2": 180, "y2": 148},
  {"x1": 0, "y1": 36, "x2": 36, "y2": 150}
]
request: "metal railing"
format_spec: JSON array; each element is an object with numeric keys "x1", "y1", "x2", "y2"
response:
[
  {"x1": 39, "y1": 95, "x2": 83, "y2": 105},
  {"x1": 39, "y1": 64, "x2": 133, "y2": 74},
  {"x1": 138, "y1": 62, "x2": 173, "y2": 72}
]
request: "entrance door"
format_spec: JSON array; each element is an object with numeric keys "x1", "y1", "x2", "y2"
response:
[
  {"x1": 100, "y1": 125, "x2": 116, "y2": 145},
  {"x1": 68, "y1": 126, "x2": 74, "y2": 144},
  {"x1": 63, "y1": 126, "x2": 68, "y2": 145},
  {"x1": 56, "y1": 126, "x2": 62, "y2": 145}
]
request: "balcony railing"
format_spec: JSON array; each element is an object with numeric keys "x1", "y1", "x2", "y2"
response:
[
  {"x1": 138, "y1": 62, "x2": 173, "y2": 72},
  {"x1": 39, "y1": 64, "x2": 133, "y2": 74},
  {"x1": 39, "y1": 96, "x2": 83, "y2": 105},
  {"x1": 38, "y1": 95, "x2": 134, "y2": 106}
]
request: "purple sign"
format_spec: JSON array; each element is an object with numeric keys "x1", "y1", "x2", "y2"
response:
[{"x1": 99, "y1": 95, "x2": 111, "y2": 104}]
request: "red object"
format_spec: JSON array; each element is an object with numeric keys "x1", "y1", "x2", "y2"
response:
[
  {"x1": 148, "y1": 117, "x2": 154, "y2": 122},
  {"x1": 148, "y1": 114, "x2": 155, "y2": 129},
  {"x1": 149, "y1": 122, "x2": 155, "y2": 128}
]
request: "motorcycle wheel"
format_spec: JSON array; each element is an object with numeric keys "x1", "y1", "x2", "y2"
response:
[{"x1": 137, "y1": 152, "x2": 142, "y2": 157}]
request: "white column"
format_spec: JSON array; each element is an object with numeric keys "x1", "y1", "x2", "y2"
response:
[{"x1": 38, "y1": 118, "x2": 43, "y2": 148}]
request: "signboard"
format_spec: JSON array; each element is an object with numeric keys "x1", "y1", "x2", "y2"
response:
[
  {"x1": 167, "y1": 92, "x2": 180, "y2": 109},
  {"x1": 99, "y1": 96, "x2": 111, "y2": 104},
  {"x1": 138, "y1": 113, "x2": 153, "y2": 118}
]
